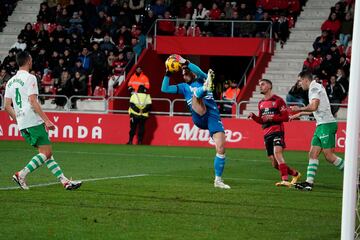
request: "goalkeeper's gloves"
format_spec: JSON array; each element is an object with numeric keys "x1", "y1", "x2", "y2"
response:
[{"x1": 165, "y1": 71, "x2": 172, "y2": 77}]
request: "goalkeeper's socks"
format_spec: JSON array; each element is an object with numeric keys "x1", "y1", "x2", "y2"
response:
[
  {"x1": 333, "y1": 157, "x2": 344, "y2": 171},
  {"x1": 46, "y1": 156, "x2": 68, "y2": 184},
  {"x1": 194, "y1": 87, "x2": 207, "y2": 98},
  {"x1": 306, "y1": 158, "x2": 319, "y2": 184},
  {"x1": 214, "y1": 154, "x2": 225, "y2": 177},
  {"x1": 19, "y1": 153, "x2": 47, "y2": 178},
  {"x1": 278, "y1": 163, "x2": 289, "y2": 181}
]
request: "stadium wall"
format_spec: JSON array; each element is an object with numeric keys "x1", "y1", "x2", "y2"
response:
[
  {"x1": 155, "y1": 37, "x2": 270, "y2": 56},
  {"x1": 0, "y1": 111, "x2": 346, "y2": 152}
]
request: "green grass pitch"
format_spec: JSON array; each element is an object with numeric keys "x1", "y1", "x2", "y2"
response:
[{"x1": 0, "y1": 141, "x2": 343, "y2": 239}]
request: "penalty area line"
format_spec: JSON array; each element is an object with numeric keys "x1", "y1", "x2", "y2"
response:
[{"x1": 0, "y1": 174, "x2": 149, "y2": 191}]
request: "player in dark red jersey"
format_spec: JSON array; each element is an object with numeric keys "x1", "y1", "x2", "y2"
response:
[{"x1": 248, "y1": 79, "x2": 301, "y2": 187}]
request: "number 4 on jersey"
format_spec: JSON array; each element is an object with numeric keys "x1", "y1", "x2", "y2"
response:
[{"x1": 15, "y1": 88, "x2": 22, "y2": 108}]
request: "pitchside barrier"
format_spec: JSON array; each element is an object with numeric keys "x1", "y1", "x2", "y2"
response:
[{"x1": 0, "y1": 111, "x2": 346, "y2": 153}]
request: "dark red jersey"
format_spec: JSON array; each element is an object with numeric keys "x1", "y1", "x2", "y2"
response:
[{"x1": 251, "y1": 94, "x2": 289, "y2": 136}]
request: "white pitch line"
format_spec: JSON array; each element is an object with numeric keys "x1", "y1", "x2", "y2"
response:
[
  {"x1": 0, "y1": 148, "x2": 270, "y2": 163},
  {"x1": 0, "y1": 174, "x2": 148, "y2": 191}
]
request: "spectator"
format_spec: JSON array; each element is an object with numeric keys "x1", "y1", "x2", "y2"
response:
[
  {"x1": 313, "y1": 30, "x2": 332, "y2": 57},
  {"x1": 0, "y1": 68, "x2": 11, "y2": 101},
  {"x1": 19, "y1": 23, "x2": 37, "y2": 45},
  {"x1": 319, "y1": 53, "x2": 336, "y2": 80},
  {"x1": 56, "y1": 8, "x2": 70, "y2": 27},
  {"x1": 37, "y1": 2, "x2": 52, "y2": 23},
  {"x1": 128, "y1": 66, "x2": 150, "y2": 93},
  {"x1": 54, "y1": 70, "x2": 72, "y2": 109},
  {"x1": 302, "y1": 52, "x2": 321, "y2": 74},
  {"x1": 68, "y1": 11, "x2": 84, "y2": 34},
  {"x1": 326, "y1": 75, "x2": 345, "y2": 116},
  {"x1": 179, "y1": 1, "x2": 193, "y2": 18},
  {"x1": 209, "y1": 3, "x2": 221, "y2": 20},
  {"x1": 286, "y1": 79, "x2": 307, "y2": 106},
  {"x1": 339, "y1": 12, "x2": 353, "y2": 47},
  {"x1": 70, "y1": 71, "x2": 87, "y2": 108},
  {"x1": 273, "y1": 13, "x2": 290, "y2": 48},
  {"x1": 151, "y1": 0, "x2": 167, "y2": 18},
  {"x1": 79, "y1": 47, "x2": 91, "y2": 72},
  {"x1": 255, "y1": 6, "x2": 264, "y2": 21},
  {"x1": 321, "y1": 12, "x2": 341, "y2": 37},
  {"x1": 335, "y1": 68, "x2": 349, "y2": 94},
  {"x1": 338, "y1": 54, "x2": 350, "y2": 76},
  {"x1": 11, "y1": 36, "x2": 27, "y2": 51},
  {"x1": 2, "y1": 49, "x2": 16, "y2": 67},
  {"x1": 239, "y1": 14, "x2": 257, "y2": 37},
  {"x1": 223, "y1": 1, "x2": 233, "y2": 19},
  {"x1": 129, "y1": 0, "x2": 144, "y2": 23},
  {"x1": 331, "y1": 2, "x2": 345, "y2": 21},
  {"x1": 90, "y1": 42, "x2": 107, "y2": 91},
  {"x1": 72, "y1": 59, "x2": 86, "y2": 75},
  {"x1": 221, "y1": 80, "x2": 240, "y2": 115},
  {"x1": 127, "y1": 85, "x2": 152, "y2": 145},
  {"x1": 90, "y1": 27, "x2": 104, "y2": 43},
  {"x1": 100, "y1": 35, "x2": 117, "y2": 53},
  {"x1": 5, "y1": 58, "x2": 17, "y2": 76},
  {"x1": 192, "y1": 3, "x2": 207, "y2": 20},
  {"x1": 329, "y1": 43, "x2": 341, "y2": 63},
  {"x1": 142, "y1": 9, "x2": 157, "y2": 34},
  {"x1": 158, "y1": 11, "x2": 175, "y2": 36}
]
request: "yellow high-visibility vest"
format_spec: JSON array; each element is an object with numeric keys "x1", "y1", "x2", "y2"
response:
[{"x1": 128, "y1": 92, "x2": 152, "y2": 117}]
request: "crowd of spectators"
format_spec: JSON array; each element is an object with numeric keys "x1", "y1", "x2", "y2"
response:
[
  {"x1": 1, "y1": 0, "x2": 151, "y2": 108},
  {"x1": 158, "y1": 0, "x2": 305, "y2": 45},
  {"x1": 0, "y1": 0, "x2": 307, "y2": 107},
  {"x1": 299, "y1": 0, "x2": 354, "y2": 116}
]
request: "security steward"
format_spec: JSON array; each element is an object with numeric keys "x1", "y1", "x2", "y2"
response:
[{"x1": 127, "y1": 85, "x2": 152, "y2": 145}]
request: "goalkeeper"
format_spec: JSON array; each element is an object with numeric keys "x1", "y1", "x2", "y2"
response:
[{"x1": 161, "y1": 55, "x2": 230, "y2": 189}]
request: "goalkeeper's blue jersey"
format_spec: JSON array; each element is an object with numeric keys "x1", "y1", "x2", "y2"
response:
[{"x1": 177, "y1": 81, "x2": 219, "y2": 115}]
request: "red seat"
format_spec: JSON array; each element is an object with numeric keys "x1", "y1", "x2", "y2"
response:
[{"x1": 93, "y1": 86, "x2": 106, "y2": 97}]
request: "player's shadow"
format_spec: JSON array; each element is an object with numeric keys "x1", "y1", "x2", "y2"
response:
[{"x1": 142, "y1": 116, "x2": 158, "y2": 145}]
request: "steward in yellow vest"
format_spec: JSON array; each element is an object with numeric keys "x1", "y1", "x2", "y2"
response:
[{"x1": 127, "y1": 85, "x2": 152, "y2": 145}]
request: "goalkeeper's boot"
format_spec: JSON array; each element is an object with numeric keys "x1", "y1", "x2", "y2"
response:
[
  {"x1": 275, "y1": 180, "x2": 292, "y2": 188},
  {"x1": 294, "y1": 181, "x2": 313, "y2": 191},
  {"x1": 214, "y1": 178, "x2": 231, "y2": 189},
  {"x1": 63, "y1": 179, "x2": 82, "y2": 190},
  {"x1": 290, "y1": 172, "x2": 301, "y2": 185},
  {"x1": 12, "y1": 172, "x2": 29, "y2": 190},
  {"x1": 204, "y1": 69, "x2": 215, "y2": 92}
]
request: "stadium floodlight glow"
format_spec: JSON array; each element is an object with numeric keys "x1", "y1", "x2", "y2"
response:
[{"x1": 341, "y1": 0, "x2": 360, "y2": 239}]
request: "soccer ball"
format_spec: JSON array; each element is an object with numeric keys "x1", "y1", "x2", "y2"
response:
[{"x1": 165, "y1": 55, "x2": 182, "y2": 73}]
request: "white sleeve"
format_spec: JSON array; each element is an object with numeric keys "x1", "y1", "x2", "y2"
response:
[
  {"x1": 309, "y1": 85, "x2": 321, "y2": 101},
  {"x1": 27, "y1": 75, "x2": 39, "y2": 96},
  {"x1": 4, "y1": 81, "x2": 12, "y2": 98}
]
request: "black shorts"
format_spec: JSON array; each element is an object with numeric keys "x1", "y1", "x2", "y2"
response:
[{"x1": 264, "y1": 132, "x2": 286, "y2": 156}]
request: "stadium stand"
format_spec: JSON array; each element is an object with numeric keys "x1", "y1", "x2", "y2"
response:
[
  {"x1": 243, "y1": 0, "x2": 353, "y2": 119},
  {"x1": 0, "y1": 0, "x2": 351, "y2": 118}
]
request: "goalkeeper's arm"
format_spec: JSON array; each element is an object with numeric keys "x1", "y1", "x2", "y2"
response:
[{"x1": 161, "y1": 72, "x2": 178, "y2": 94}]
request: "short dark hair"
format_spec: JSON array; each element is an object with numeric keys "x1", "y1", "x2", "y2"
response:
[
  {"x1": 298, "y1": 71, "x2": 313, "y2": 81},
  {"x1": 259, "y1": 78, "x2": 272, "y2": 89},
  {"x1": 16, "y1": 51, "x2": 31, "y2": 67}
]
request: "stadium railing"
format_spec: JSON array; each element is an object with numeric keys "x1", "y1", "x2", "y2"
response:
[
  {"x1": 27, "y1": 94, "x2": 347, "y2": 120},
  {"x1": 69, "y1": 96, "x2": 107, "y2": 113}
]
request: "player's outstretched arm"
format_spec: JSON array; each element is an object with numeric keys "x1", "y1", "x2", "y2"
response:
[
  {"x1": 4, "y1": 98, "x2": 17, "y2": 123},
  {"x1": 187, "y1": 62, "x2": 207, "y2": 81},
  {"x1": 161, "y1": 72, "x2": 178, "y2": 94},
  {"x1": 29, "y1": 94, "x2": 55, "y2": 130}
]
